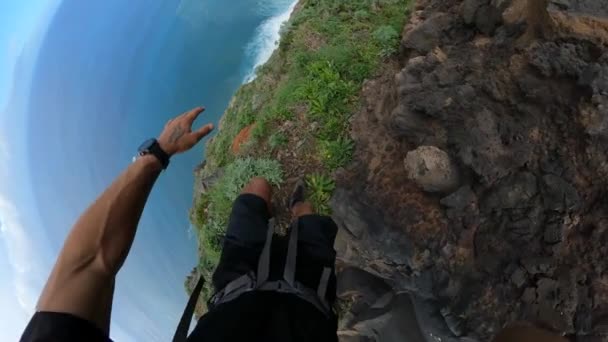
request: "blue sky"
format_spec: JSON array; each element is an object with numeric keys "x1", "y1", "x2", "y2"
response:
[
  {"x1": 0, "y1": 0, "x2": 295, "y2": 340},
  {"x1": 0, "y1": 1, "x2": 61, "y2": 340},
  {"x1": 0, "y1": 1, "x2": 58, "y2": 109}
]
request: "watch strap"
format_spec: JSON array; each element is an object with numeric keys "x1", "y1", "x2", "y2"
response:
[
  {"x1": 140, "y1": 139, "x2": 170, "y2": 169},
  {"x1": 150, "y1": 140, "x2": 170, "y2": 169}
]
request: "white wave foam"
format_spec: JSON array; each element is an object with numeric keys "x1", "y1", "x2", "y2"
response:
[{"x1": 243, "y1": 0, "x2": 298, "y2": 83}]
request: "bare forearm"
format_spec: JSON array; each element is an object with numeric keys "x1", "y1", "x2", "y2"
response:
[
  {"x1": 70, "y1": 154, "x2": 162, "y2": 275},
  {"x1": 36, "y1": 155, "x2": 162, "y2": 323}
]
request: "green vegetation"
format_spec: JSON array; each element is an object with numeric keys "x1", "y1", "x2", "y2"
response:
[
  {"x1": 190, "y1": 0, "x2": 411, "y2": 305},
  {"x1": 306, "y1": 174, "x2": 336, "y2": 215},
  {"x1": 319, "y1": 137, "x2": 355, "y2": 171},
  {"x1": 269, "y1": 132, "x2": 289, "y2": 150},
  {"x1": 205, "y1": 0, "x2": 410, "y2": 169},
  {"x1": 374, "y1": 25, "x2": 401, "y2": 57}
]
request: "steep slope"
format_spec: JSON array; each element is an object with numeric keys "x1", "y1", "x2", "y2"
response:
[{"x1": 334, "y1": 0, "x2": 608, "y2": 340}]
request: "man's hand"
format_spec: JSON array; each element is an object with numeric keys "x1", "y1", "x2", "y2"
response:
[{"x1": 158, "y1": 107, "x2": 214, "y2": 156}]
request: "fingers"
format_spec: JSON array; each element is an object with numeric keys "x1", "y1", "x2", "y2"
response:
[
  {"x1": 184, "y1": 107, "x2": 205, "y2": 125},
  {"x1": 193, "y1": 123, "x2": 214, "y2": 141}
]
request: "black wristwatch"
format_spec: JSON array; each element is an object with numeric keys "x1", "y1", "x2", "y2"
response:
[{"x1": 137, "y1": 138, "x2": 170, "y2": 169}]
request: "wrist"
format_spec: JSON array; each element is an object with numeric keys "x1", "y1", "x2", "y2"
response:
[
  {"x1": 157, "y1": 139, "x2": 176, "y2": 157},
  {"x1": 138, "y1": 138, "x2": 171, "y2": 169}
]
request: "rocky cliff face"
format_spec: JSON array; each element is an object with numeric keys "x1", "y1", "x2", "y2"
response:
[{"x1": 333, "y1": 0, "x2": 608, "y2": 340}]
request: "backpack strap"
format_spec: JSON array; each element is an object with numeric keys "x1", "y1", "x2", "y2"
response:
[
  {"x1": 317, "y1": 267, "x2": 331, "y2": 301},
  {"x1": 172, "y1": 274, "x2": 205, "y2": 342},
  {"x1": 256, "y1": 218, "x2": 275, "y2": 286},
  {"x1": 283, "y1": 219, "x2": 299, "y2": 286}
]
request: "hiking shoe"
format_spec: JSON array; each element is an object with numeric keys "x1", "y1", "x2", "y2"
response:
[{"x1": 289, "y1": 179, "x2": 306, "y2": 210}]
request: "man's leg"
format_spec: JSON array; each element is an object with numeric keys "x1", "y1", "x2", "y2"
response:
[
  {"x1": 292, "y1": 201, "x2": 338, "y2": 262},
  {"x1": 212, "y1": 177, "x2": 273, "y2": 292},
  {"x1": 292, "y1": 200, "x2": 339, "y2": 304},
  {"x1": 241, "y1": 177, "x2": 272, "y2": 214},
  {"x1": 292, "y1": 202, "x2": 314, "y2": 218}
]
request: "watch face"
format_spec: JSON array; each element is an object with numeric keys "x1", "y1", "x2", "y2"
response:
[{"x1": 138, "y1": 138, "x2": 157, "y2": 153}]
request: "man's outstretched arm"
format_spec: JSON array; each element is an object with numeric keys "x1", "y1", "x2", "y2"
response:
[{"x1": 36, "y1": 107, "x2": 213, "y2": 333}]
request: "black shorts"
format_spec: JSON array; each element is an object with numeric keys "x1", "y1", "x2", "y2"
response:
[{"x1": 211, "y1": 194, "x2": 339, "y2": 304}]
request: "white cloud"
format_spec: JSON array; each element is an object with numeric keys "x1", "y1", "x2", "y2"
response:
[
  {"x1": 0, "y1": 133, "x2": 42, "y2": 339},
  {"x1": 0, "y1": 195, "x2": 39, "y2": 316},
  {"x1": 0, "y1": 194, "x2": 42, "y2": 341}
]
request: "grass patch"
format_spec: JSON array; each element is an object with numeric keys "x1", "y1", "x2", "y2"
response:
[
  {"x1": 306, "y1": 173, "x2": 336, "y2": 215},
  {"x1": 269, "y1": 132, "x2": 289, "y2": 151},
  {"x1": 374, "y1": 25, "x2": 401, "y2": 57},
  {"x1": 319, "y1": 137, "x2": 355, "y2": 171}
]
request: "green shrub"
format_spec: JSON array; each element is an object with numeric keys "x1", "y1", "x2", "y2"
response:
[
  {"x1": 269, "y1": 132, "x2": 289, "y2": 150},
  {"x1": 317, "y1": 17, "x2": 342, "y2": 37},
  {"x1": 271, "y1": 108, "x2": 294, "y2": 121},
  {"x1": 319, "y1": 137, "x2": 355, "y2": 171},
  {"x1": 237, "y1": 110, "x2": 256, "y2": 128},
  {"x1": 373, "y1": 25, "x2": 400, "y2": 57},
  {"x1": 354, "y1": 10, "x2": 370, "y2": 20},
  {"x1": 206, "y1": 132, "x2": 233, "y2": 168},
  {"x1": 315, "y1": 45, "x2": 354, "y2": 75},
  {"x1": 252, "y1": 118, "x2": 269, "y2": 140},
  {"x1": 373, "y1": 25, "x2": 399, "y2": 44},
  {"x1": 298, "y1": 60, "x2": 356, "y2": 141},
  {"x1": 316, "y1": 115, "x2": 347, "y2": 141},
  {"x1": 306, "y1": 173, "x2": 336, "y2": 215}
]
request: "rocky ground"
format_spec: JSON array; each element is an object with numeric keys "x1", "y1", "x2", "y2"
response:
[{"x1": 333, "y1": 0, "x2": 608, "y2": 341}]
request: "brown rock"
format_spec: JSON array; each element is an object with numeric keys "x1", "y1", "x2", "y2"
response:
[
  {"x1": 522, "y1": 287, "x2": 537, "y2": 303},
  {"x1": 402, "y1": 13, "x2": 451, "y2": 54},
  {"x1": 511, "y1": 267, "x2": 527, "y2": 288},
  {"x1": 404, "y1": 146, "x2": 460, "y2": 193},
  {"x1": 462, "y1": 0, "x2": 487, "y2": 24},
  {"x1": 329, "y1": 0, "x2": 608, "y2": 339}
]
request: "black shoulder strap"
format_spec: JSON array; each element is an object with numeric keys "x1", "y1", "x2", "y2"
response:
[{"x1": 173, "y1": 275, "x2": 205, "y2": 342}]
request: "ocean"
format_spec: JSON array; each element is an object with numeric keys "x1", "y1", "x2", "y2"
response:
[{"x1": 22, "y1": 0, "x2": 296, "y2": 339}]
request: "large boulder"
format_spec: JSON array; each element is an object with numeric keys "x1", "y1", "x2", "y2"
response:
[
  {"x1": 404, "y1": 146, "x2": 460, "y2": 193},
  {"x1": 402, "y1": 13, "x2": 451, "y2": 54},
  {"x1": 462, "y1": 0, "x2": 505, "y2": 35}
]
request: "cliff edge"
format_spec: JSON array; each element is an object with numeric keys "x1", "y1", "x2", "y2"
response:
[{"x1": 334, "y1": 0, "x2": 608, "y2": 340}]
